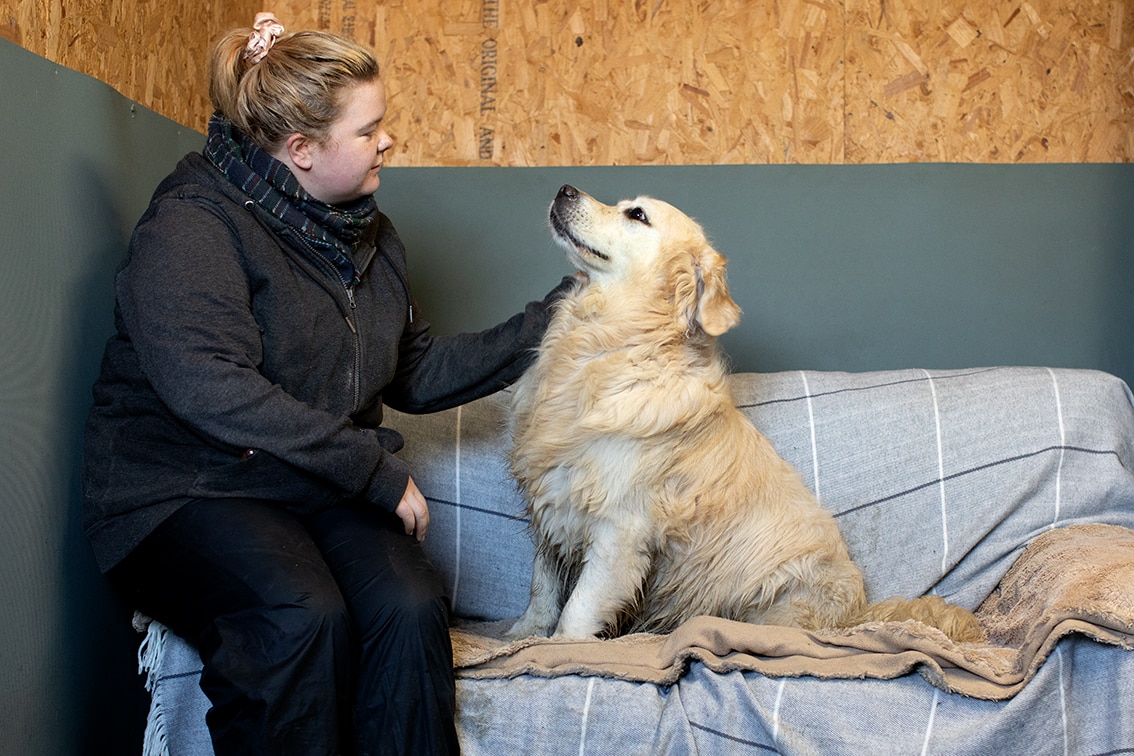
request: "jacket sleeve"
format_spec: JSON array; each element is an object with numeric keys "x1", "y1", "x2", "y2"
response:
[
  {"x1": 117, "y1": 196, "x2": 408, "y2": 512},
  {"x1": 381, "y1": 275, "x2": 577, "y2": 414}
]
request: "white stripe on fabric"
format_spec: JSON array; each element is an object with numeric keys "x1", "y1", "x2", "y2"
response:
[
  {"x1": 923, "y1": 370, "x2": 949, "y2": 575},
  {"x1": 578, "y1": 677, "x2": 596, "y2": 756},
  {"x1": 452, "y1": 405, "x2": 463, "y2": 607},
  {"x1": 1056, "y1": 646, "x2": 1069, "y2": 756},
  {"x1": 800, "y1": 372, "x2": 821, "y2": 503},
  {"x1": 920, "y1": 688, "x2": 940, "y2": 756},
  {"x1": 1047, "y1": 368, "x2": 1066, "y2": 530},
  {"x1": 771, "y1": 678, "x2": 786, "y2": 744}
]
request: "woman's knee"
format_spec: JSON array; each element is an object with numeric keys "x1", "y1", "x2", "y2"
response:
[
  {"x1": 358, "y1": 581, "x2": 449, "y2": 645},
  {"x1": 306, "y1": 502, "x2": 452, "y2": 642}
]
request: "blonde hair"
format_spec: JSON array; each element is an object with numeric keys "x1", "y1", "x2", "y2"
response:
[{"x1": 209, "y1": 25, "x2": 380, "y2": 151}]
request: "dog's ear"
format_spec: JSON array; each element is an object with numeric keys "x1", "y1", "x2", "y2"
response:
[
  {"x1": 696, "y1": 247, "x2": 742, "y2": 336},
  {"x1": 672, "y1": 247, "x2": 742, "y2": 337}
]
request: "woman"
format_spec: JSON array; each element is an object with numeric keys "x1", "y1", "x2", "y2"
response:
[{"x1": 82, "y1": 14, "x2": 571, "y2": 755}]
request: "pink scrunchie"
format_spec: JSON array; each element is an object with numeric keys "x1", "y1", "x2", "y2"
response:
[{"x1": 244, "y1": 12, "x2": 285, "y2": 63}]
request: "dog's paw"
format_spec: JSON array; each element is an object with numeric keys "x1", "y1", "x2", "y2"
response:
[
  {"x1": 504, "y1": 612, "x2": 555, "y2": 641},
  {"x1": 552, "y1": 614, "x2": 605, "y2": 640}
]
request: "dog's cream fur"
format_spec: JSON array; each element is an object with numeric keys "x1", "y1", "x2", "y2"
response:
[{"x1": 505, "y1": 185, "x2": 983, "y2": 644}]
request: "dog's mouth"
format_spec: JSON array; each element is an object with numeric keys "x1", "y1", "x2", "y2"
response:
[{"x1": 550, "y1": 208, "x2": 610, "y2": 263}]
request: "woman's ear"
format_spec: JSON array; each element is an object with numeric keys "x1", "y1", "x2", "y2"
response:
[{"x1": 282, "y1": 132, "x2": 315, "y2": 170}]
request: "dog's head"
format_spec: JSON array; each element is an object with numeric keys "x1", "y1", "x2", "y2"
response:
[{"x1": 549, "y1": 184, "x2": 741, "y2": 337}]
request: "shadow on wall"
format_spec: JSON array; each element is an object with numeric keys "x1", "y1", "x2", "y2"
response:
[
  {"x1": 1, "y1": 38, "x2": 205, "y2": 753},
  {"x1": 59, "y1": 163, "x2": 150, "y2": 755}
]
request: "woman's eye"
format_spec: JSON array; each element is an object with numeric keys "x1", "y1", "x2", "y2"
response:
[{"x1": 626, "y1": 207, "x2": 650, "y2": 225}]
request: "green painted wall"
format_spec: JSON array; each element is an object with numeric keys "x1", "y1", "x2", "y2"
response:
[
  {"x1": 0, "y1": 40, "x2": 202, "y2": 754},
  {"x1": 2, "y1": 35, "x2": 1132, "y2": 753},
  {"x1": 376, "y1": 165, "x2": 1134, "y2": 383}
]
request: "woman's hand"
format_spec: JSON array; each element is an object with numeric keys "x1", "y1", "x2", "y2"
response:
[{"x1": 394, "y1": 476, "x2": 429, "y2": 542}]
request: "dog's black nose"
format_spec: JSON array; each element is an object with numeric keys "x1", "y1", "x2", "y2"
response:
[{"x1": 557, "y1": 184, "x2": 579, "y2": 201}]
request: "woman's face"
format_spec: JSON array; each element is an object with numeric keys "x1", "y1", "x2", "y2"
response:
[{"x1": 301, "y1": 78, "x2": 393, "y2": 204}]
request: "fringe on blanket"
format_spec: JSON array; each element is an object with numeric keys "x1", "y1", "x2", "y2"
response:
[{"x1": 135, "y1": 612, "x2": 172, "y2": 756}]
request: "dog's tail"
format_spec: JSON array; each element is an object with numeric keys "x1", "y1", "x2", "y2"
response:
[{"x1": 857, "y1": 595, "x2": 986, "y2": 643}]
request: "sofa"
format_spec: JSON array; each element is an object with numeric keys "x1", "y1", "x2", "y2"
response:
[{"x1": 137, "y1": 366, "x2": 1134, "y2": 755}]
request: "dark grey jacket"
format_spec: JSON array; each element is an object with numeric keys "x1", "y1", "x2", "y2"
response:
[{"x1": 83, "y1": 152, "x2": 568, "y2": 572}]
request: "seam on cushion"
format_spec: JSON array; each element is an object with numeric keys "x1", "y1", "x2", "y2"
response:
[
  {"x1": 740, "y1": 367, "x2": 1003, "y2": 409},
  {"x1": 688, "y1": 721, "x2": 775, "y2": 751},
  {"x1": 427, "y1": 496, "x2": 529, "y2": 523},
  {"x1": 834, "y1": 445, "x2": 1121, "y2": 519}
]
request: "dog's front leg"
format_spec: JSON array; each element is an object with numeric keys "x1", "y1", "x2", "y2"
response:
[
  {"x1": 554, "y1": 519, "x2": 651, "y2": 639},
  {"x1": 504, "y1": 544, "x2": 562, "y2": 640}
]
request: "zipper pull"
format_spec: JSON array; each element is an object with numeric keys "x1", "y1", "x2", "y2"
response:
[
  {"x1": 346, "y1": 285, "x2": 357, "y2": 309},
  {"x1": 408, "y1": 304, "x2": 414, "y2": 324}
]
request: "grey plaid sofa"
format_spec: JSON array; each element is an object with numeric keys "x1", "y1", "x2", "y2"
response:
[{"x1": 138, "y1": 367, "x2": 1134, "y2": 755}]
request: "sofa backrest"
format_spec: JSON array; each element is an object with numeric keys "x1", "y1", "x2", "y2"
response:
[{"x1": 386, "y1": 367, "x2": 1134, "y2": 622}]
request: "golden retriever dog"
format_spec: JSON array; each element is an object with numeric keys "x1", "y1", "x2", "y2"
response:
[{"x1": 505, "y1": 184, "x2": 983, "y2": 644}]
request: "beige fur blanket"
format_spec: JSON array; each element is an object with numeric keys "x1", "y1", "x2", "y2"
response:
[{"x1": 451, "y1": 524, "x2": 1134, "y2": 700}]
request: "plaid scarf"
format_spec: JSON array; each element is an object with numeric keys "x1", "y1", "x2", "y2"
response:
[{"x1": 204, "y1": 113, "x2": 376, "y2": 288}]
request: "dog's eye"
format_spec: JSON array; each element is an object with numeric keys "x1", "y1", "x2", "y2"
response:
[{"x1": 625, "y1": 206, "x2": 651, "y2": 225}]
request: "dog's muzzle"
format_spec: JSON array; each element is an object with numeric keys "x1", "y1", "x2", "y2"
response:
[
  {"x1": 550, "y1": 184, "x2": 581, "y2": 227},
  {"x1": 549, "y1": 184, "x2": 611, "y2": 263}
]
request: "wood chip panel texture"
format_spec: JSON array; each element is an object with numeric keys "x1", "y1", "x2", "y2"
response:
[{"x1": 2, "y1": 0, "x2": 1131, "y2": 164}]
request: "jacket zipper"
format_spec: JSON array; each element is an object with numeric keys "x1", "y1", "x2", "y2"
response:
[
  {"x1": 345, "y1": 287, "x2": 362, "y2": 413},
  {"x1": 295, "y1": 234, "x2": 364, "y2": 413},
  {"x1": 240, "y1": 202, "x2": 368, "y2": 413}
]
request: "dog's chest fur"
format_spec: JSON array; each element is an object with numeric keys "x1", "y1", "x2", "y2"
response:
[{"x1": 509, "y1": 287, "x2": 727, "y2": 531}]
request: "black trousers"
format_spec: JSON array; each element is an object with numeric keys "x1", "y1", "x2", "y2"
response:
[{"x1": 110, "y1": 497, "x2": 459, "y2": 756}]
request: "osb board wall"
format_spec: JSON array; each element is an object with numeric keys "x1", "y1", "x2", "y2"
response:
[
  {"x1": 0, "y1": 0, "x2": 256, "y2": 138},
  {"x1": 3, "y1": 0, "x2": 1132, "y2": 165},
  {"x1": 845, "y1": 0, "x2": 1134, "y2": 162}
]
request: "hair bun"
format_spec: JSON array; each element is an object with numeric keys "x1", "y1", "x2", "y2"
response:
[{"x1": 244, "y1": 12, "x2": 285, "y2": 63}]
